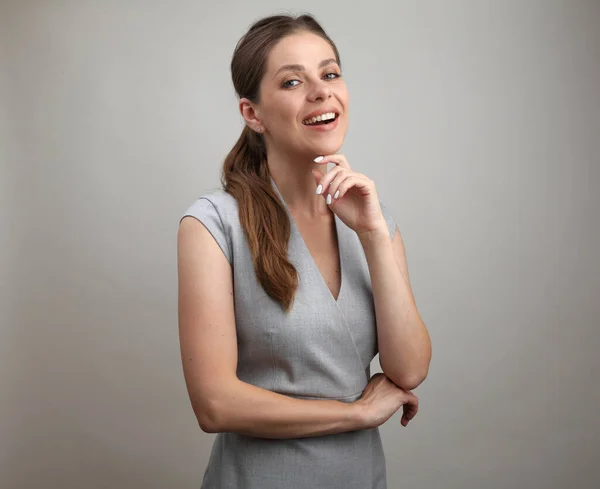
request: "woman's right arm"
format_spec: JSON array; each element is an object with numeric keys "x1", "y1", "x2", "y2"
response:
[{"x1": 177, "y1": 216, "x2": 369, "y2": 439}]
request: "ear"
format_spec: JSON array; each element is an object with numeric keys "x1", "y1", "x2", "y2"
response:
[{"x1": 239, "y1": 98, "x2": 262, "y2": 131}]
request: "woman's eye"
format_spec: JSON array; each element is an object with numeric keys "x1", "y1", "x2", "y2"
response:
[
  {"x1": 282, "y1": 72, "x2": 341, "y2": 88},
  {"x1": 282, "y1": 79, "x2": 300, "y2": 88}
]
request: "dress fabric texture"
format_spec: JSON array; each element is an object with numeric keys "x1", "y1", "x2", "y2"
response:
[{"x1": 181, "y1": 177, "x2": 397, "y2": 489}]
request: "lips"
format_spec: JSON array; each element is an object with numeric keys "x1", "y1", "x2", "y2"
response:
[
  {"x1": 302, "y1": 113, "x2": 340, "y2": 132},
  {"x1": 301, "y1": 108, "x2": 340, "y2": 125}
]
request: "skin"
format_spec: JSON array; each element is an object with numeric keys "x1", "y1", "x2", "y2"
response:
[
  {"x1": 239, "y1": 30, "x2": 430, "y2": 421},
  {"x1": 177, "y1": 30, "x2": 429, "y2": 442},
  {"x1": 240, "y1": 31, "x2": 349, "y2": 218}
]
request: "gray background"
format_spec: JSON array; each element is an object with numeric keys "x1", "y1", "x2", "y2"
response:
[{"x1": 1, "y1": 0, "x2": 599, "y2": 488}]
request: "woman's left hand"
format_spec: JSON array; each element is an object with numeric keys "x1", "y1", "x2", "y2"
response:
[{"x1": 312, "y1": 153, "x2": 388, "y2": 238}]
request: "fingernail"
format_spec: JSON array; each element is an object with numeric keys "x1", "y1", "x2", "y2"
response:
[
  {"x1": 334, "y1": 190, "x2": 340, "y2": 199},
  {"x1": 316, "y1": 184, "x2": 322, "y2": 195},
  {"x1": 314, "y1": 156, "x2": 324, "y2": 162},
  {"x1": 326, "y1": 194, "x2": 332, "y2": 204}
]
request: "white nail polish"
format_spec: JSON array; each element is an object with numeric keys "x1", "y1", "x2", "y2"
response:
[
  {"x1": 334, "y1": 190, "x2": 340, "y2": 199},
  {"x1": 314, "y1": 156, "x2": 324, "y2": 162},
  {"x1": 316, "y1": 184, "x2": 322, "y2": 195},
  {"x1": 326, "y1": 194, "x2": 332, "y2": 204}
]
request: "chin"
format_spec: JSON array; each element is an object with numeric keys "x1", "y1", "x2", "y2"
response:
[
  {"x1": 313, "y1": 139, "x2": 344, "y2": 156},
  {"x1": 310, "y1": 130, "x2": 345, "y2": 150}
]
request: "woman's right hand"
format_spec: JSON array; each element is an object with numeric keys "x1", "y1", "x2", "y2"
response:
[{"x1": 354, "y1": 373, "x2": 419, "y2": 429}]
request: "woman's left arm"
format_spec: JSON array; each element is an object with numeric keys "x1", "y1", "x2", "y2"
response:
[
  {"x1": 311, "y1": 153, "x2": 432, "y2": 391},
  {"x1": 358, "y1": 226, "x2": 432, "y2": 391}
]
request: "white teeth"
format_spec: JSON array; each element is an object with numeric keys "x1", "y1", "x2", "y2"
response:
[{"x1": 303, "y1": 112, "x2": 337, "y2": 125}]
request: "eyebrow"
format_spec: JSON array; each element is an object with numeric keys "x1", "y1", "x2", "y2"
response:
[{"x1": 273, "y1": 58, "x2": 339, "y2": 78}]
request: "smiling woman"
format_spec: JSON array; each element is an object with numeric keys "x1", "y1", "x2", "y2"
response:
[{"x1": 177, "y1": 12, "x2": 430, "y2": 489}]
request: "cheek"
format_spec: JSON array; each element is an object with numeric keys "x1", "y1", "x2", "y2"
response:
[
  {"x1": 270, "y1": 101, "x2": 301, "y2": 126},
  {"x1": 281, "y1": 106, "x2": 298, "y2": 122},
  {"x1": 340, "y1": 87, "x2": 349, "y2": 107}
]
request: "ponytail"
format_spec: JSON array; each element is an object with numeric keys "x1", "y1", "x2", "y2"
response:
[{"x1": 221, "y1": 127, "x2": 299, "y2": 312}]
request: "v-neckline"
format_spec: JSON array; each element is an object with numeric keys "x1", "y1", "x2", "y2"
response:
[{"x1": 270, "y1": 176, "x2": 345, "y2": 305}]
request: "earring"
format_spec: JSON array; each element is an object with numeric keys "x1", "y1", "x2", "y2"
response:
[{"x1": 256, "y1": 127, "x2": 262, "y2": 133}]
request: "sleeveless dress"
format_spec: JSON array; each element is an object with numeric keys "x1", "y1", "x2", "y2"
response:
[{"x1": 180, "y1": 176, "x2": 397, "y2": 489}]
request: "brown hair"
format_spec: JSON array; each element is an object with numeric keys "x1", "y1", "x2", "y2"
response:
[{"x1": 221, "y1": 14, "x2": 341, "y2": 312}]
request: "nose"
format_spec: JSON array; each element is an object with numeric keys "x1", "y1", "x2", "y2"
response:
[{"x1": 307, "y1": 78, "x2": 332, "y2": 102}]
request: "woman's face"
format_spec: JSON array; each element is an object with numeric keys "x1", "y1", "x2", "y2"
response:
[{"x1": 250, "y1": 31, "x2": 349, "y2": 158}]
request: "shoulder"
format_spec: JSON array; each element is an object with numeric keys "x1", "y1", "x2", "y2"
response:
[
  {"x1": 179, "y1": 189, "x2": 239, "y2": 264},
  {"x1": 181, "y1": 189, "x2": 238, "y2": 223}
]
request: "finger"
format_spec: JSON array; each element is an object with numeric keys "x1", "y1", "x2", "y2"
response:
[
  {"x1": 331, "y1": 175, "x2": 373, "y2": 201},
  {"x1": 404, "y1": 398, "x2": 419, "y2": 420},
  {"x1": 313, "y1": 153, "x2": 351, "y2": 170},
  {"x1": 328, "y1": 172, "x2": 371, "y2": 202},
  {"x1": 315, "y1": 166, "x2": 346, "y2": 197}
]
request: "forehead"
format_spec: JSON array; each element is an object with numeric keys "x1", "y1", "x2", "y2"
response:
[{"x1": 265, "y1": 32, "x2": 337, "y2": 73}]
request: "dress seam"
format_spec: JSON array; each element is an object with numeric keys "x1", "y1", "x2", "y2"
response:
[{"x1": 271, "y1": 391, "x2": 364, "y2": 401}]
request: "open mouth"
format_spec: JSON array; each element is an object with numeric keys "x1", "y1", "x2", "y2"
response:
[{"x1": 302, "y1": 113, "x2": 339, "y2": 126}]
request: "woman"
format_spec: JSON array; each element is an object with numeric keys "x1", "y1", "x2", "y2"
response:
[{"x1": 177, "y1": 13, "x2": 431, "y2": 489}]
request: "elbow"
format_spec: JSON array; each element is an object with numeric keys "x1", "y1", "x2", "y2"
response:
[
  {"x1": 190, "y1": 378, "x2": 240, "y2": 434},
  {"x1": 405, "y1": 360, "x2": 431, "y2": 390},
  {"x1": 395, "y1": 370, "x2": 428, "y2": 391},
  {"x1": 382, "y1": 363, "x2": 430, "y2": 391},
  {"x1": 198, "y1": 416, "x2": 218, "y2": 434},
  {"x1": 194, "y1": 399, "x2": 222, "y2": 434},
  {"x1": 380, "y1": 330, "x2": 432, "y2": 391}
]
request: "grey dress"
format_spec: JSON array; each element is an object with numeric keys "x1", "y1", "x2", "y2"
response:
[{"x1": 181, "y1": 176, "x2": 397, "y2": 489}]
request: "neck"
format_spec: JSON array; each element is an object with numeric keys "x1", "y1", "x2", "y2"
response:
[{"x1": 266, "y1": 145, "x2": 331, "y2": 219}]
